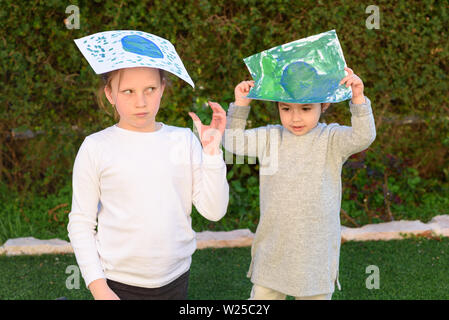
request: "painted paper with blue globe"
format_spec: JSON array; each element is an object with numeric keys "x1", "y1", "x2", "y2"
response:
[
  {"x1": 243, "y1": 30, "x2": 352, "y2": 103},
  {"x1": 74, "y1": 30, "x2": 194, "y2": 87}
]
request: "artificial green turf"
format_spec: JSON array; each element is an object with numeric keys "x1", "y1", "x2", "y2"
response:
[{"x1": 0, "y1": 238, "x2": 448, "y2": 300}]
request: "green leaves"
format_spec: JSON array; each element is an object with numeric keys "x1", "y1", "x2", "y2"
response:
[{"x1": 1, "y1": 0, "x2": 447, "y2": 228}]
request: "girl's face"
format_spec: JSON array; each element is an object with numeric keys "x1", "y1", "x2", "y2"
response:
[
  {"x1": 278, "y1": 102, "x2": 328, "y2": 136},
  {"x1": 105, "y1": 67, "x2": 165, "y2": 132}
]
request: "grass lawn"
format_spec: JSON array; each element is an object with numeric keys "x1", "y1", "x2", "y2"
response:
[{"x1": 0, "y1": 238, "x2": 448, "y2": 300}]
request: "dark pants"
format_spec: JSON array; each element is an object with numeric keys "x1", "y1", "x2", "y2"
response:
[{"x1": 106, "y1": 270, "x2": 190, "y2": 300}]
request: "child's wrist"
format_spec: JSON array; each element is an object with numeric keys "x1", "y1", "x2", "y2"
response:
[
  {"x1": 88, "y1": 278, "x2": 111, "y2": 299},
  {"x1": 351, "y1": 94, "x2": 366, "y2": 104},
  {"x1": 234, "y1": 99, "x2": 250, "y2": 107},
  {"x1": 203, "y1": 145, "x2": 221, "y2": 156}
]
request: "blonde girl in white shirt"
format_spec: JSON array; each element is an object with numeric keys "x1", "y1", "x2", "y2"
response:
[{"x1": 68, "y1": 66, "x2": 229, "y2": 300}]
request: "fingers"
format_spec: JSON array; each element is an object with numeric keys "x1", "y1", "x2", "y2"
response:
[
  {"x1": 238, "y1": 80, "x2": 254, "y2": 93},
  {"x1": 234, "y1": 81, "x2": 254, "y2": 106},
  {"x1": 344, "y1": 79, "x2": 355, "y2": 88},
  {"x1": 188, "y1": 111, "x2": 201, "y2": 122},
  {"x1": 238, "y1": 80, "x2": 254, "y2": 87},
  {"x1": 243, "y1": 80, "x2": 255, "y2": 90},
  {"x1": 208, "y1": 101, "x2": 226, "y2": 118},
  {"x1": 207, "y1": 101, "x2": 227, "y2": 132},
  {"x1": 191, "y1": 102, "x2": 227, "y2": 135},
  {"x1": 340, "y1": 68, "x2": 359, "y2": 87},
  {"x1": 211, "y1": 114, "x2": 227, "y2": 132},
  {"x1": 208, "y1": 101, "x2": 226, "y2": 114},
  {"x1": 340, "y1": 78, "x2": 351, "y2": 87},
  {"x1": 208, "y1": 101, "x2": 227, "y2": 125},
  {"x1": 188, "y1": 112, "x2": 203, "y2": 132}
]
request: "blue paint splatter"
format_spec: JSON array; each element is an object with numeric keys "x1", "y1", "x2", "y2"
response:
[
  {"x1": 280, "y1": 61, "x2": 318, "y2": 100},
  {"x1": 121, "y1": 35, "x2": 164, "y2": 59},
  {"x1": 280, "y1": 61, "x2": 340, "y2": 102}
]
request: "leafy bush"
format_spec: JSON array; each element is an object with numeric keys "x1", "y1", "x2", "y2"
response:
[{"x1": 1, "y1": 0, "x2": 448, "y2": 233}]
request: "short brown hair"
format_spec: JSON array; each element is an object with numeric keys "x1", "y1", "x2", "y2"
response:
[
  {"x1": 96, "y1": 68, "x2": 167, "y2": 121},
  {"x1": 275, "y1": 102, "x2": 332, "y2": 112}
]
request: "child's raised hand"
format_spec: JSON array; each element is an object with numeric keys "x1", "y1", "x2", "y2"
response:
[
  {"x1": 189, "y1": 101, "x2": 227, "y2": 155},
  {"x1": 340, "y1": 67, "x2": 366, "y2": 104},
  {"x1": 234, "y1": 80, "x2": 255, "y2": 107}
]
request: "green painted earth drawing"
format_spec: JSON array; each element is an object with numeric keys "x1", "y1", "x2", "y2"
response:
[{"x1": 243, "y1": 30, "x2": 352, "y2": 103}]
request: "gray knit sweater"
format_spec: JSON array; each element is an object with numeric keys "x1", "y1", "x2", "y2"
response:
[{"x1": 222, "y1": 97, "x2": 376, "y2": 297}]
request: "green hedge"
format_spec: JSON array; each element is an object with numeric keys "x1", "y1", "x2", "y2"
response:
[{"x1": 1, "y1": 0, "x2": 448, "y2": 228}]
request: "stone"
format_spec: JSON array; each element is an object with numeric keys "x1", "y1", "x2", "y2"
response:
[
  {"x1": 1, "y1": 215, "x2": 447, "y2": 255},
  {"x1": 340, "y1": 215, "x2": 449, "y2": 242},
  {"x1": 341, "y1": 220, "x2": 432, "y2": 241},
  {"x1": 428, "y1": 215, "x2": 449, "y2": 237},
  {"x1": 196, "y1": 229, "x2": 254, "y2": 249},
  {"x1": 0, "y1": 237, "x2": 73, "y2": 256}
]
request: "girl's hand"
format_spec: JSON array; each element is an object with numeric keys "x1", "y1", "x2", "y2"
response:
[
  {"x1": 340, "y1": 67, "x2": 365, "y2": 104},
  {"x1": 189, "y1": 101, "x2": 227, "y2": 155},
  {"x1": 96, "y1": 288, "x2": 120, "y2": 300},
  {"x1": 234, "y1": 80, "x2": 255, "y2": 107},
  {"x1": 88, "y1": 279, "x2": 120, "y2": 300}
]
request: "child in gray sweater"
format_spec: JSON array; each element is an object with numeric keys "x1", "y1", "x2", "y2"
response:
[{"x1": 223, "y1": 67, "x2": 376, "y2": 300}]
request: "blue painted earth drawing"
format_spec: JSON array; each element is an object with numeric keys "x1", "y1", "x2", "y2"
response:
[{"x1": 121, "y1": 35, "x2": 164, "y2": 59}]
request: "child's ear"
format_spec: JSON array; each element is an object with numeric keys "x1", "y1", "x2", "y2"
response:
[
  {"x1": 321, "y1": 103, "x2": 331, "y2": 113},
  {"x1": 160, "y1": 79, "x2": 166, "y2": 97},
  {"x1": 104, "y1": 85, "x2": 115, "y2": 105}
]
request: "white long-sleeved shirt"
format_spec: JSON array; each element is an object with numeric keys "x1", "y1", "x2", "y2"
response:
[{"x1": 68, "y1": 123, "x2": 229, "y2": 288}]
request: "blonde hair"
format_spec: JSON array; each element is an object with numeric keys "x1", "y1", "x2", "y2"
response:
[{"x1": 96, "y1": 68, "x2": 167, "y2": 121}]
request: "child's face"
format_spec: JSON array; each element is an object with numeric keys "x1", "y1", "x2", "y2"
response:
[
  {"x1": 105, "y1": 67, "x2": 165, "y2": 132},
  {"x1": 278, "y1": 102, "x2": 323, "y2": 136}
]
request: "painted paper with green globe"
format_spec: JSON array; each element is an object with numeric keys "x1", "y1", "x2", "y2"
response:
[{"x1": 243, "y1": 30, "x2": 352, "y2": 103}]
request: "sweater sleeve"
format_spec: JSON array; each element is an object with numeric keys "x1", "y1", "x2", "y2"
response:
[
  {"x1": 190, "y1": 130, "x2": 229, "y2": 222},
  {"x1": 222, "y1": 102, "x2": 269, "y2": 158},
  {"x1": 67, "y1": 137, "x2": 105, "y2": 288},
  {"x1": 329, "y1": 96, "x2": 377, "y2": 161}
]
